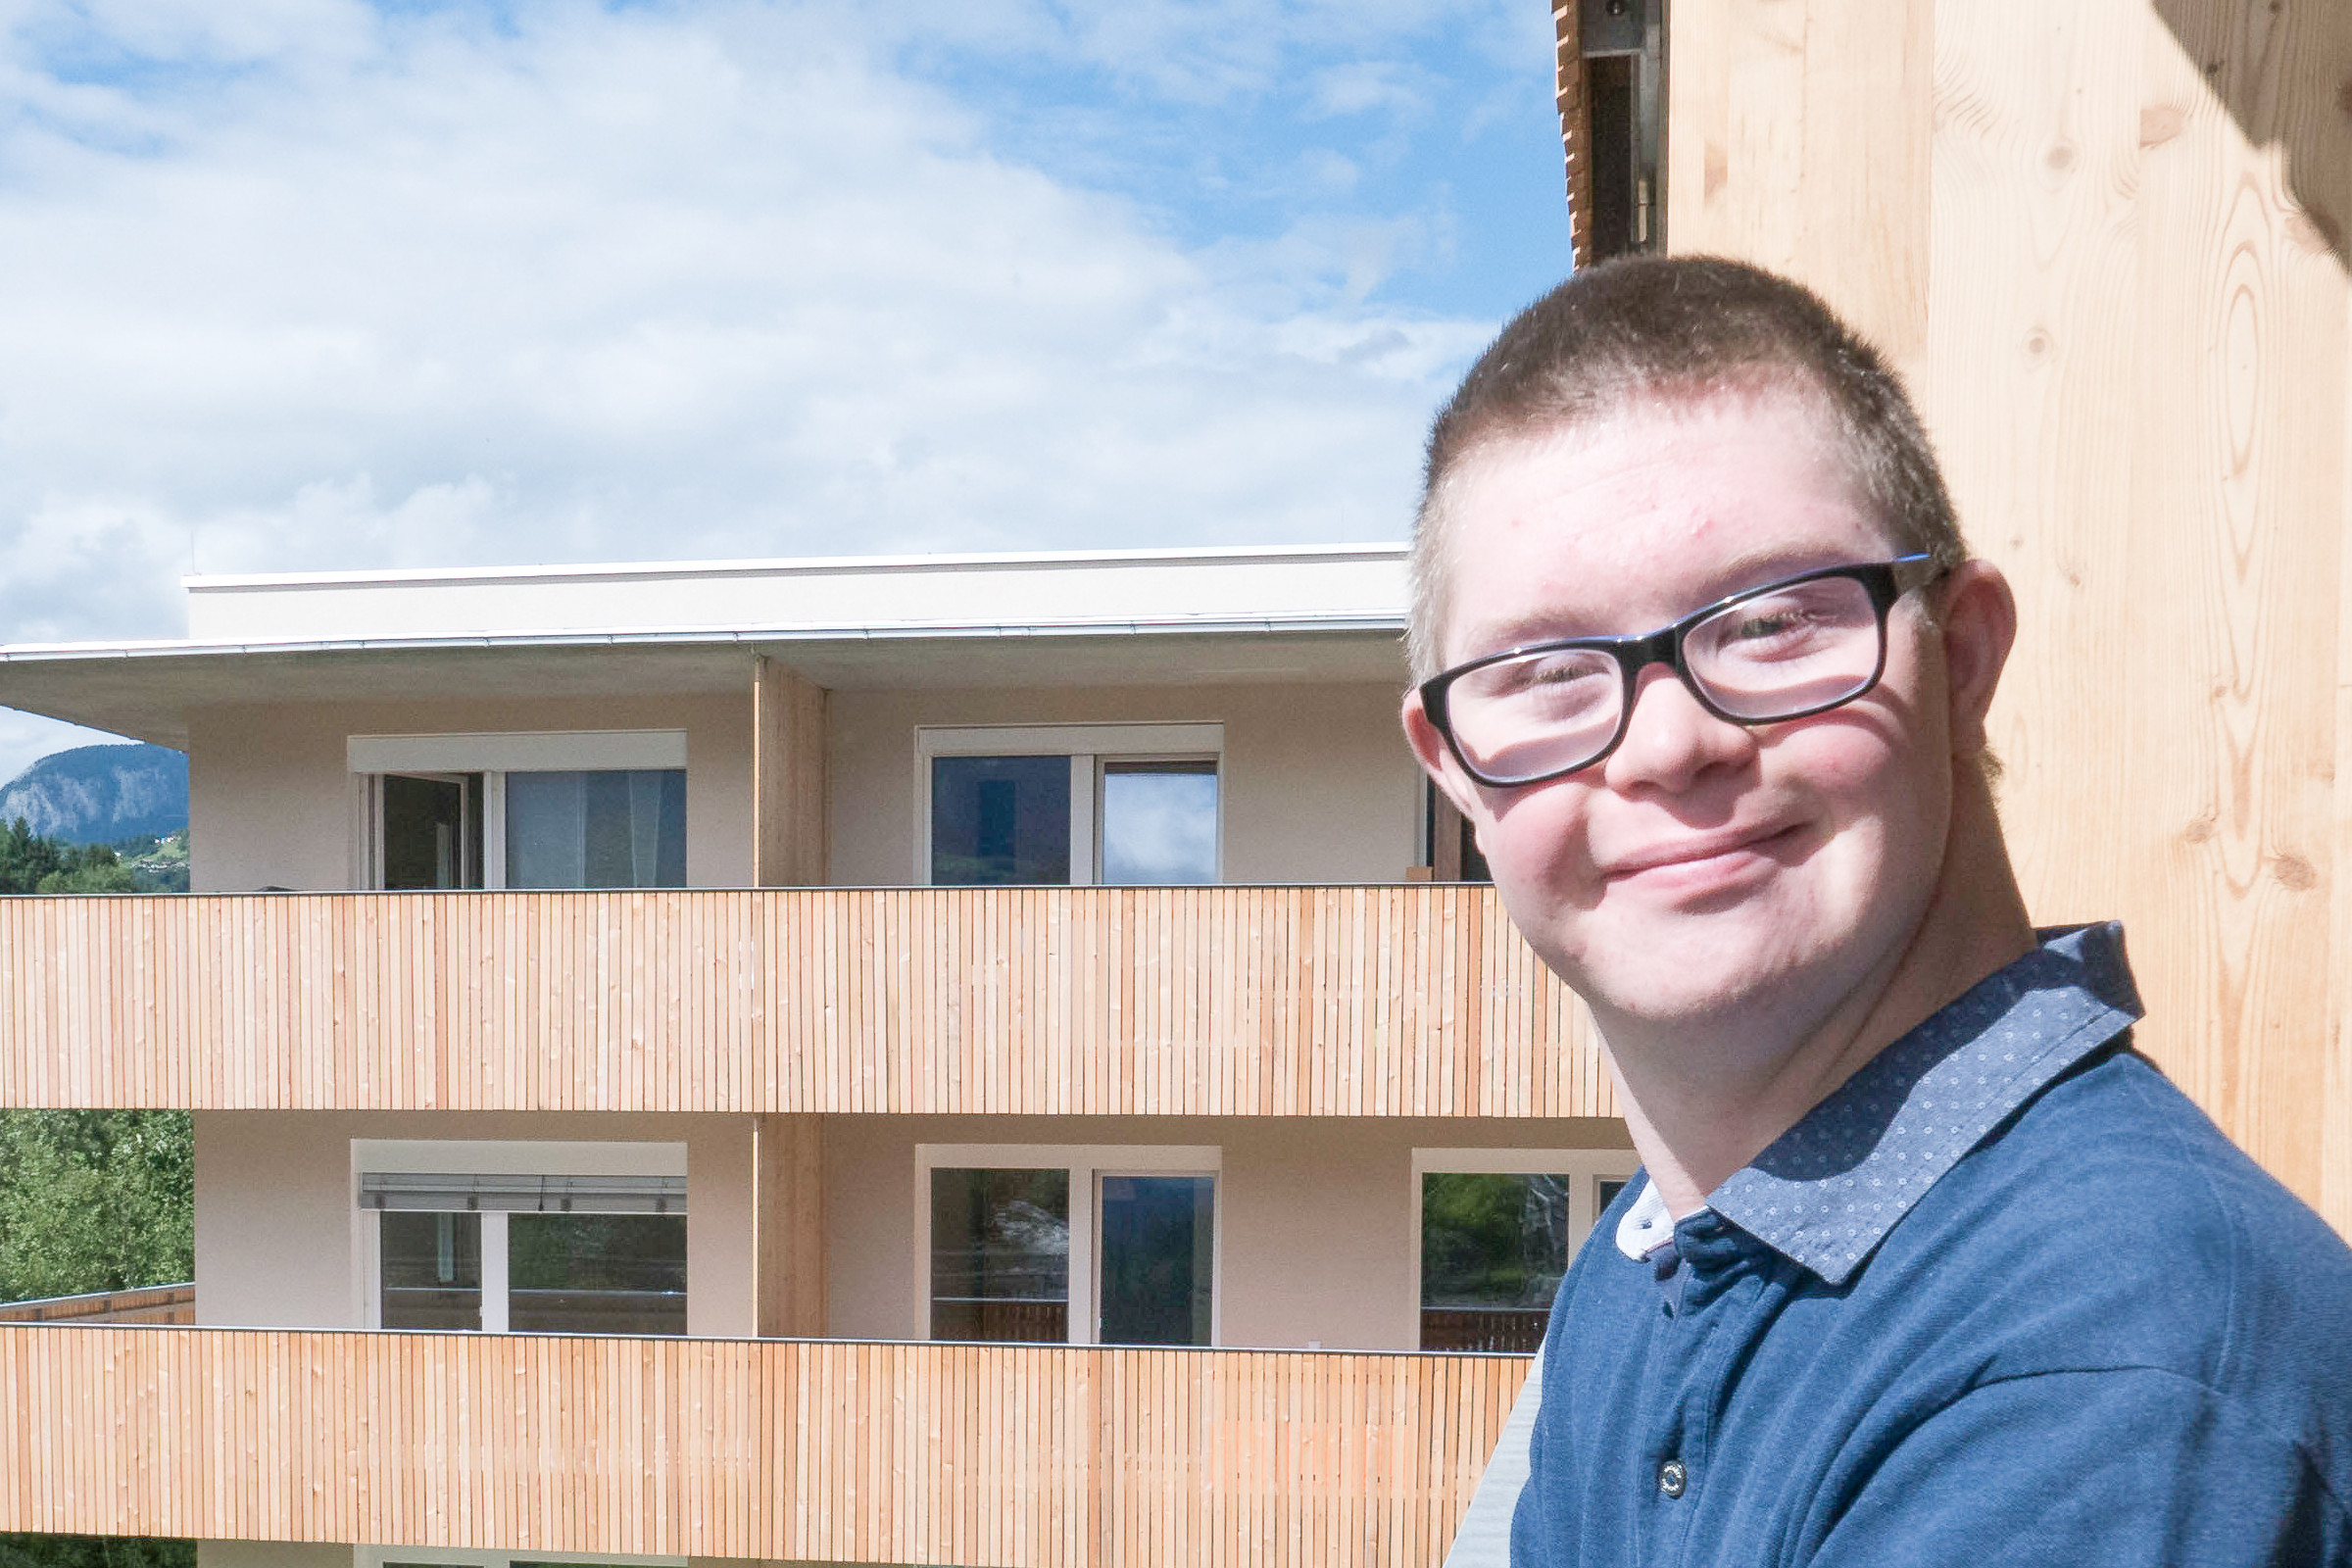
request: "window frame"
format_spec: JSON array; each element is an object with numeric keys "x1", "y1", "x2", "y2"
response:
[
  {"x1": 349, "y1": 730, "x2": 689, "y2": 892},
  {"x1": 912, "y1": 1142, "x2": 1223, "y2": 1347},
  {"x1": 355, "y1": 1546, "x2": 685, "y2": 1568},
  {"x1": 372, "y1": 769, "x2": 482, "y2": 891},
  {"x1": 913, "y1": 723, "x2": 1224, "y2": 886},
  {"x1": 1407, "y1": 1148, "x2": 1639, "y2": 1342},
  {"x1": 352, "y1": 1139, "x2": 689, "y2": 1336}
]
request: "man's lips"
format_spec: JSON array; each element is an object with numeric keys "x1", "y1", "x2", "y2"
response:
[{"x1": 1596, "y1": 822, "x2": 1803, "y2": 880}]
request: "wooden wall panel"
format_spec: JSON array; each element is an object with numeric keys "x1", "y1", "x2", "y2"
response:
[
  {"x1": 0, "y1": 888, "x2": 1611, "y2": 1120},
  {"x1": 1665, "y1": 0, "x2": 1936, "y2": 378},
  {"x1": 0, "y1": 1327, "x2": 1522, "y2": 1568},
  {"x1": 1661, "y1": 0, "x2": 2352, "y2": 1229}
]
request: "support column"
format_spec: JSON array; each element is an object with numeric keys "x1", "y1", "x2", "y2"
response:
[
  {"x1": 752, "y1": 655, "x2": 828, "y2": 887},
  {"x1": 754, "y1": 1112, "x2": 826, "y2": 1338}
]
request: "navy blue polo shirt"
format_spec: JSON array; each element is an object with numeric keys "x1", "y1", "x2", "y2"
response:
[{"x1": 1511, "y1": 923, "x2": 2352, "y2": 1566}]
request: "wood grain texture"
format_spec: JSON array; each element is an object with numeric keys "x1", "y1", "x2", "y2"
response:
[
  {"x1": 754, "y1": 1114, "x2": 826, "y2": 1339},
  {"x1": 753, "y1": 660, "x2": 828, "y2": 889},
  {"x1": 0, "y1": 1286, "x2": 194, "y2": 1325},
  {"x1": 1664, "y1": 0, "x2": 2352, "y2": 1230},
  {"x1": 0, "y1": 888, "x2": 1611, "y2": 1119},
  {"x1": 1928, "y1": 0, "x2": 2350, "y2": 1223},
  {"x1": 1665, "y1": 0, "x2": 1936, "y2": 379},
  {"x1": 0, "y1": 1326, "x2": 1522, "y2": 1568}
]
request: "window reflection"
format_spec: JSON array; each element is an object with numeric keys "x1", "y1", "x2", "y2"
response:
[
  {"x1": 380, "y1": 1211, "x2": 482, "y2": 1331},
  {"x1": 505, "y1": 769, "x2": 687, "y2": 889},
  {"x1": 509, "y1": 1213, "x2": 688, "y2": 1336},
  {"x1": 930, "y1": 1167, "x2": 1070, "y2": 1342},
  {"x1": 1099, "y1": 761, "x2": 1217, "y2": 884},
  {"x1": 1420, "y1": 1172, "x2": 1569, "y2": 1352},
  {"x1": 1098, "y1": 1174, "x2": 1214, "y2": 1347},
  {"x1": 930, "y1": 758, "x2": 1071, "y2": 885}
]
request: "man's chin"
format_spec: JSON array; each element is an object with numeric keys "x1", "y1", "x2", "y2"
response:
[{"x1": 1566, "y1": 936, "x2": 1820, "y2": 1035}]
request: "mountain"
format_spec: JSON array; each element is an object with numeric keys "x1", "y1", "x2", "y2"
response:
[{"x1": 0, "y1": 744, "x2": 188, "y2": 845}]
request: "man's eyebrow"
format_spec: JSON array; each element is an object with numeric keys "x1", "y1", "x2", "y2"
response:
[{"x1": 1698, "y1": 543, "x2": 1863, "y2": 595}]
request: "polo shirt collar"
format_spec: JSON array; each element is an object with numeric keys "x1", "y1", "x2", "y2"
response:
[{"x1": 1615, "y1": 922, "x2": 2143, "y2": 1286}]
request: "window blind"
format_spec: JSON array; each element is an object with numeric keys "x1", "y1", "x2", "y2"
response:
[{"x1": 360, "y1": 1172, "x2": 687, "y2": 1214}]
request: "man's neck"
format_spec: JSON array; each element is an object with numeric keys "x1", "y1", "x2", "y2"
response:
[{"x1": 1608, "y1": 772, "x2": 2037, "y2": 1219}]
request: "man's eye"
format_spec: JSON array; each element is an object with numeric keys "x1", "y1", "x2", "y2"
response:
[
  {"x1": 1726, "y1": 609, "x2": 1812, "y2": 642},
  {"x1": 1492, "y1": 656, "x2": 1613, "y2": 714}
]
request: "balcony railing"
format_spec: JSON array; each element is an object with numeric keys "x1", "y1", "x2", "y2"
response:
[
  {"x1": 0, "y1": 1325, "x2": 1527, "y2": 1568},
  {"x1": 0, "y1": 1283, "x2": 195, "y2": 1324},
  {"x1": 0, "y1": 887, "x2": 1611, "y2": 1117}
]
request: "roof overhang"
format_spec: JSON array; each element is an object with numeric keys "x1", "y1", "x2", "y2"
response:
[{"x1": 0, "y1": 544, "x2": 1412, "y2": 747}]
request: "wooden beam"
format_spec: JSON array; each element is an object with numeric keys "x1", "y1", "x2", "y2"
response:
[
  {"x1": 753, "y1": 657, "x2": 828, "y2": 887},
  {"x1": 754, "y1": 1113, "x2": 825, "y2": 1338}
]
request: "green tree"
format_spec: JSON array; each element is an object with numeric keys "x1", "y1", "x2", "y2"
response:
[
  {"x1": 0, "y1": 1113, "x2": 197, "y2": 1568},
  {"x1": 0, "y1": 820, "x2": 134, "y2": 895},
  {"x1": 0, "y1": 1536, "x2": 193, "y2": 1568},
  {"x1": 0, "y1": 1111, "x2": 193, "y2": 1301}
]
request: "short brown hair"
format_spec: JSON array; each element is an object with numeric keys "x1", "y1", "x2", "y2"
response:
[{"x1": 1408, "y1": 256, "x2": 1967, "y2": 678}]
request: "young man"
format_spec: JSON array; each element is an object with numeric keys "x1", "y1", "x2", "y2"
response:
[{"x1": 1402, "y1": 257, "x2": 2352, "y2": 1566}]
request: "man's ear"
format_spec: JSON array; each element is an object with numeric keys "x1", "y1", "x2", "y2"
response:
[
  {"x1": 1402, "y1": 689, "x2": 1484, "y2": 820},
  {"x1": 1935, "y1": 559, "x2": 2019, "y2": 758}
]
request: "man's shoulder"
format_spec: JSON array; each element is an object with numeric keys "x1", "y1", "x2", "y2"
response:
[
  {"x1": 1883, "y1": 1042, "x2": 2352, "y2": 1435},
  {"x1": 1970, "y1": 1041, "x2": 2338, "y2": 1262}
]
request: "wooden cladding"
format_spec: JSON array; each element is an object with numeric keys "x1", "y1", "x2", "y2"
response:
[
  {"x1": 0, "y1": 1326, "x2": 1523, "y2": 1567},
  {"x1": 753, "y1": 658, "x2": 827, "y2": 888},
  {"x1": 1659, "y1": 0, "x2": 2352, "y2": 1230},
  {"x1": 0, "y1": 887, "x2": 1609, "y2": 1117},
  {"x1": 0, "y1": 1284, "x2": 194, "y2": 1325}
]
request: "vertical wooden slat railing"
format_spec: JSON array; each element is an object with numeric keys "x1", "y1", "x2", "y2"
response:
[
  {"x1": 0, "y1": 1327, "x2": 1524, "y2": 1567},
  {"x1": 0, "y1": 887, "x2": 1610, "y2": 1118},
  {"x1": 0, "y1": 1284, "x2": 195, "y2": 1325}
]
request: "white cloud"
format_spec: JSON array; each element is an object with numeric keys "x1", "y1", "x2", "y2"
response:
[
  {"x1": 0, "y1": 0, "x2": 1509, "y2": 664},
  {"x1": 1309, "y1": 60, "x2": 1425, "y2": 119}
]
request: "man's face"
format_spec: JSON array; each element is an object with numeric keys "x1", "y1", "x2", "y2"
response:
[{"x1": 1407, "y1": 388, "x2": 1959, "y2": 1045}]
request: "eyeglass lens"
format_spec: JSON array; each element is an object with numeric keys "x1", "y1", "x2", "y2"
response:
[{"x1": 1446, "y1": 574, "x2": 1886, "y2": 782}]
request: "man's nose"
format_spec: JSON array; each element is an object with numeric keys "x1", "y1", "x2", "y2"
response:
[{"x1": 1599, "y1": 662, "x2": 1753, "y2": 790}]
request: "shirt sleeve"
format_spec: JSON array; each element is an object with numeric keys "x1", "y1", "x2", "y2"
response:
[{"x1": 1807, "y1": 1367, "x2": 2348, "y2": 1568}]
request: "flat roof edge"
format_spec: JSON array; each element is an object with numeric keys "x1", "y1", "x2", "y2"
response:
[
  {"x1": 0, "y1": 612, "x2": 1407, "y2": 664},
  {"x1": 181, "y1": 541, "x2": 1411, "y2": 593}
]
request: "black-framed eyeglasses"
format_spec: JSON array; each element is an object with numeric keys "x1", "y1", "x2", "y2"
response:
[{"x1": 1419, "y1": 555, "x2": 1946, "y2": 788}]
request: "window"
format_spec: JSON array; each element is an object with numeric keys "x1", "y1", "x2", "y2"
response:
[
  {"x1": 356, "y1": 1141, "x2": 688, "y2": 1337},
  {"x1": 916, "y1": 1145, "x2": 1219, "y2": 1347},
  {"x1": 351, "y1": 732, "x2": 687, "y2": 890},
  {"x1": 503, "y1": 770, "x2": 685, "y2": 889},
  {"x1": 1411, "y1": 1150, "x2": 1635, "y2": 1353},
  {"x1": 918, "y1": 725, "x2": 1222, "y2": 886},
  {"x1": 379, "y1": 773, "x2": 483, "y2": 889}
]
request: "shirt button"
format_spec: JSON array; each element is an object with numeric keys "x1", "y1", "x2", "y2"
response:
[{"x1": 1658, "y1": 1458, "x2": 1688, "y2": 1497}]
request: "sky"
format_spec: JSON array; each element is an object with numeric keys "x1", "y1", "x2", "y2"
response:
[{"x1": 0, "y1": 0, "x2": 1572, "y2": 781}]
